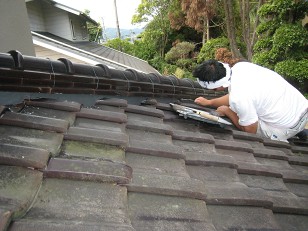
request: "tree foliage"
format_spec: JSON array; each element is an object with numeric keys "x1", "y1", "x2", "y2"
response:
[
  {"x1": 253, "y1": 0, "x2": 308, "y2": 92},
  {"x1": 132, "y1": 0, "x2": 173, "y2": 57},
  {"x1": 197, "y1": 37, "x2": 229, "y2": 63}
]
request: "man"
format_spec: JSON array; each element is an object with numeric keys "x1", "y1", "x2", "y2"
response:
[{"x1": 193, "y1": 59, "x2": 308, "y2": 142}]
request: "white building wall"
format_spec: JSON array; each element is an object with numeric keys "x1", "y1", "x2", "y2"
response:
[
  {"x1": 26, "y1": 0, "x2": 46, "y2": 31},
  {"x1": 43, "y1": 4, "x2": 72, "y2": 40},
  {"x1": 68, "y1": 14, "x2": 89, "y2": 41}
]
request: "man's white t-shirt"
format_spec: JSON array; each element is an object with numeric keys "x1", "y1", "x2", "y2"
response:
[{"x1": 228, "y1": 62, "x2": 307, "y2": 128}]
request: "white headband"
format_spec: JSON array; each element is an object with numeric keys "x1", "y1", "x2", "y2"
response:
[{"x1": 197, "y1": 62, "x2": 231, "y2": 89}]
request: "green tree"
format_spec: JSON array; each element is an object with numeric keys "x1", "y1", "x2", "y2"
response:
[
  {"x1": 253, "y1": 0, "x2": 308, "y2": 92},
  {"x1": 104, "y1": 38, "x2": 134, "y2": 54},
  {"x1": 132, "y1": 0, "x2": 173, "y2": 57},
  {"x1": 83, "y1": 9, "x2": 102, "y2": 42}
]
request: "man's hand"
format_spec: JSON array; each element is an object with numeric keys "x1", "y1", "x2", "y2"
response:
[{"x1": 194, "y1": 97, "x2": 211, "y2": 106}]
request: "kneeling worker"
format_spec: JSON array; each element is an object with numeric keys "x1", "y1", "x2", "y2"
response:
[{"x1": 193, "y1": 59, "x2": 308, "y2": 142}]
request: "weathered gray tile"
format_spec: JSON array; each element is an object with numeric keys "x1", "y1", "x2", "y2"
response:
[
  {"x1": 207, "y1": 205, "x2": 281, "y2": 231},
  {"x1": 64, "y1": 127, "x2": 128, "y2": 147},
  {"x1": 95, "y1": 98, "x2": 128, "y2": 107},
  {"x1": 217, "y1": 149, "x2": 258, "y2": 163},
  {"x1": 126, "y1": 152, "x2": 188, "y2": 177},
  {"x1": 186, "y1": 165, "x2": 240, "y2": 183},
  {"x1": 288, "y1": 155, "x2": 308, "y2": 166},
  {"x1": 0, "y1": 112, "x2": 69, "y2": 133},
  {"x1": 127, "y1": 139, "x2": 184, "y2": 159},
  {"x1": 0, "y1": 143, "x2": 49, "y2": 169},
  {"x1": 237, "y1": 162, "x2": 282, "y2": 177},
  {"x1": 215, "y1": 139, "x2": 253, "y2": 153},
  {"x1": 127, "y1": 172, "x2": 207, "y2": 200},
  {"x1": 204, "y1": 181, "x2": 273, "y2": 208},
  {"x1": 285, "y1": 182, "x2": 308, "y2": 197},
  {"x1": 0, "y1": 166, "x2": 43, "y2": 220},
  {"x1": 267, "y1": 191, "x2": 308, "y2": 214},
  {"x1": 21, "y1": 105, "x2": 76, "y2": 126},
  {"x1": 232, "y1": 129, "x2": 263, "y2": 143},
  {"x1": 127, "y1": 119, "x2": 173, "y2": 135},
  {"x1": 172, "y1": 130, "x2": 215, "y2": 143},
  {"x1": 9, "y1": 220, "x2": 135, "y2": 231},
  {"x1": 125, "y1": 104, "x2": 164, "y2": 118},
  {"x1": 45, "y1": 158, "x2": 132, "y2": 184},
  {"x1": 74, "y1": 117, "x2": 125, "y2": 132},
  {"x1": 239, "y1": 174, "x2": 289, "y2": 192},
  {"x1": 76, "y1": 108, "x2": 127, "y2": 123},
  {"x1": 255, "y1": 157, "x2": 294, "y2": 170},
  {"x1": 128, "y1": 192, "x2": 216, "y2": 231},
  {"x1": 15, "y1": 178, "x2": 132, "y2": 228},
  {"x1": 291, "y1": 145, "x2": 308, "y2": 155},
  {"x1": 253, "y1": 147, "x2": 289, "y2": 160},
  {"x1": 25, "y1": 99, "x2": 81, "y2": 112},
  {"x1": 0, "y1": 125, "x2": 63, "y2": 156},
  {"x1": 282, "y1": 169, "x2": 308, "y2": 184},
  {"x1": 127, "y1": 128, "x2": 173, "y2": 144},
  {"x1": 274, "y1": 213, "x2": 308, "y2": 231},
  {"x1": 62, "y1": 140, "x2": 125, "y2": 162}
]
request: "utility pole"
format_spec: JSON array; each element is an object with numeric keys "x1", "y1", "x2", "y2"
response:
[{"x1": 113, "y1": 0, "x2": 121, "y2": 39}]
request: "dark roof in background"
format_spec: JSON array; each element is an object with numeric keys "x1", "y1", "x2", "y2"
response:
[
  {"x1": 32, "y1": 32, "x2": 159, "y2": 74},
  {"x1": 0, "y1": 51, "x2": 307, "y2": 231}
]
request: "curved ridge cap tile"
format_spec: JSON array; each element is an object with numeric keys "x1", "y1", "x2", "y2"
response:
[
  {"x1": 44, "y1": 158, "x2": 132, "y2": 184},
  {"x1": 126, "y1": 119, "x2": 173, "y2": 135},
  {"x1": 0, "y1": 111, "x2": 69, "y2": 133},
  {"x1": 64, "y1": 127, "x2": 128, "y2": 147},
  {"x1": 58, "y1": 58, "x2": 75, "y2": 74},
  {"x1": 126, "y1": 172, "x2": 207, "y2": 200},
  {"x1": 76, "y1": 108, "x2": 127, "y2": 123},
  {"x1": 232, "y1": 130, "x2": 264, "y2": 142},
  {"x1": 25, "y1": 99, "x2": 81, "y2": 112},
  {"x1": 95, "y1": 98, "x2": 128, "y2": 107},
  {"x1": 125, "y1": 104, "x2": 164, "y2": 118},
  {"x1": 172, "y1": 130, "x2": 215, "y2": 143},
  {"x1": 8, "y1": 50, "x2": 23, "y2": 69},
  {"x1": 215, "y1": 139, "x2": 253, "y2": 153},
  {"x1": 96, "y1": 63, "x2": 111, "y2": 78},
  {"x1": 253, "y1": 148, "x2": 289, "y2": 160},
  {"x1": 0, "y1": 143, "x2": 50, "y2": 169}
]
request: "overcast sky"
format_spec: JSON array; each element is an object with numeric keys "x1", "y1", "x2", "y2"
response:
[{"x1": 55, "y1": 0, "x2": 144, "y2": 29}]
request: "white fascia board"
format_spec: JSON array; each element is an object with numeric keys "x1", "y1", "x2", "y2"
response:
[{"x1": 33, "y1": 39, "x2": 101, "y2": 65}]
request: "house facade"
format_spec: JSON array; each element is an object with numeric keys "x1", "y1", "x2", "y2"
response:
[{"x1": 26, "y1": 0, "x2": 96, "y2": 42}]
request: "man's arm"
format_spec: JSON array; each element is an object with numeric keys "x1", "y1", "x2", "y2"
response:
[
  {"x1": 195, "y1": 94, "x2": 230, "y2": 108},
  {"x1": 217, "y1": 105, "x2": 258, "y2": 134}
]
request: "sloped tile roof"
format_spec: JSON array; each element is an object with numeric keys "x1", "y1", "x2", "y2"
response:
[
  {"x1": 0, "y1": 51, "x2": 307, "y2": 231},
  {"x1": 32, "y1": 32, "x2": 159, "y2": 74}
]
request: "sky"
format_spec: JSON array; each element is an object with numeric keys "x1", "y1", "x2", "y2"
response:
[{"x1": 55, "y1": 0, "x2": 144, "y2": 29}]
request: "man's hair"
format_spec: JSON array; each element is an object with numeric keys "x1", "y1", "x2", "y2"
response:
[{"x1": 192, "y1": 59, "x2": 226, "y2": 82}]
